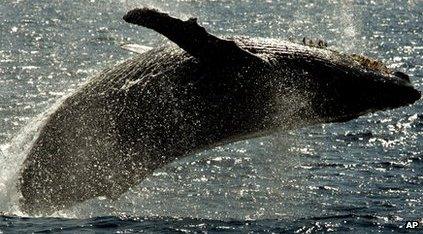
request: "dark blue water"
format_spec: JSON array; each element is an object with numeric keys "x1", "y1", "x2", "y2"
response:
[
  {"x1": 1, "y1": 0, "x2": 422, "y2": 233},
  {"x1": 1, "y1": 214, "x2": 408, "y2": 233}
]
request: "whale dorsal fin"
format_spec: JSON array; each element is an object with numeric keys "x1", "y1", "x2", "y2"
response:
[{"x1": 123, "y1": 8, "x2": 265, "y2": 66}]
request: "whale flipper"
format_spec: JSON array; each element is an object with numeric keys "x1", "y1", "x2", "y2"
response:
[
  {"x1": 121, "y1": 43, "x2": 153, "y2": 54},
  {"x1": 123, "y1": 8, "x2": 264, "y2": 65}
]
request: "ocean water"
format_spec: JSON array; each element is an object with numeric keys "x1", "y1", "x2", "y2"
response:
[{"x1": 0, "y1": 0, "x2": 422, "y2": 233}]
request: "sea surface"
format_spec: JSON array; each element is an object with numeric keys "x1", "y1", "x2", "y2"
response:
[{"x1": 0, "y1": 0, "x2": 422, "y2": 233}]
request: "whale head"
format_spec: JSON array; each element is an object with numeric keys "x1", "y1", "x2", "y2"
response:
[
  {"x1": 302, "y1": 54, "x2": 421, "y2": 123},
  {"x1": 236, "y1": 38, "x2": 421, "y2": 125}
]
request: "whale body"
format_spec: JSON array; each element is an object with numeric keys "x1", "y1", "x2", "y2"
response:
[{"x1": 18, "y1": 8, "x2": 421, "y2": 215}]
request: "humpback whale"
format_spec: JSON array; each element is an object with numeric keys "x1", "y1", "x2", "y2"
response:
[{"x1": 18, "y1": 8, "x2": 420, "y2": 215}]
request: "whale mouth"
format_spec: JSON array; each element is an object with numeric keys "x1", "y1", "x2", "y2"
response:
[
  {"x1": 378, "y1": 71, "x2": 421, "y2": 109},
  {"x1": 395, "y1": 84, "x2": 421, "y2": 107},
  {"x1": 397, "y1": 84, "x2": 421, "y2": 106},
  {"x1": 393, "y1": 71, "x2": 420, "y2": 101}
]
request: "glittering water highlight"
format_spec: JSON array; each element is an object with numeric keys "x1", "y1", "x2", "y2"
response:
[{"x1": 0, "y1": 0, "x2": 421, "y2": 232}]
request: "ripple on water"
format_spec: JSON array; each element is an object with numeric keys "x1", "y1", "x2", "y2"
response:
[{"x1": 0, "y1": 0, "x2": 422, "y2": 232}]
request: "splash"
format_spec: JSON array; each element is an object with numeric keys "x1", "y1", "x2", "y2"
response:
[
  {"x1": 0, "y1": 94, "x2": 73, "y2": 216},
  {"x1": 337, "y1": 0, "x2": 360, "y2": 52}
]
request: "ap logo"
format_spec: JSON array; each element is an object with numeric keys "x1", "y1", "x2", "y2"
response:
[{"x1": 405, "y1": 221, "x2": 420, "y2": 229}]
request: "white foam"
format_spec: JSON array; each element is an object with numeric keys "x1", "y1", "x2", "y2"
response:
[{"x1": 0, "y1": 94, "x2": 72, "y2": 216}]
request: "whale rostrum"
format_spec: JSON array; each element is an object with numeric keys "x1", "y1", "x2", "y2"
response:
[{"x1": 18, "y1": 8, "x2": 421, "y2": 215}]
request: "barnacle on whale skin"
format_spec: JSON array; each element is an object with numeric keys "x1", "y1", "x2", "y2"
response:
[
  {"x1": 302, "y1": 37, "x2": 328, "y2": 49},
  {"x1": 350, "y1": 54, "x2": 393, "y2": 75},
  {"x1": 300, "y1": 37, "x2": 392, "y2": 75}
]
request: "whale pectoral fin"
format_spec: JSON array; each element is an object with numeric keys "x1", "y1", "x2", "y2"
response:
[
  {"x1": 123, "y1": 8, "x2": 265, "y2": 65},
  {"x1": 121, "y1": 43, "x2": 153, "y2": 54}
]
